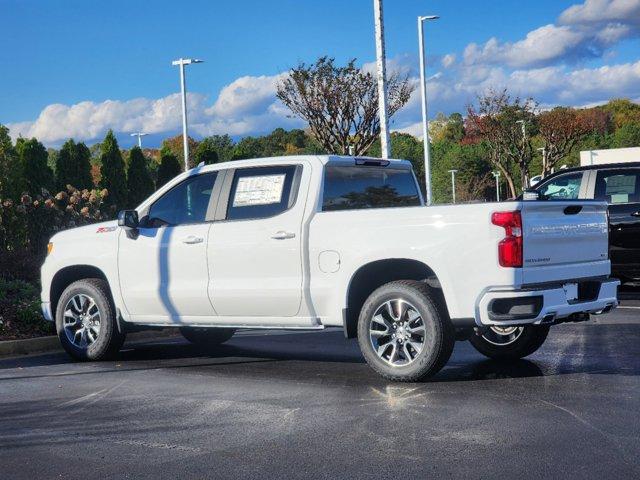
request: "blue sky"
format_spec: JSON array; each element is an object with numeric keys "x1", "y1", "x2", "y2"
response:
[{"x1": 3, "y1": 0, "x2": 640, "y2": 147}]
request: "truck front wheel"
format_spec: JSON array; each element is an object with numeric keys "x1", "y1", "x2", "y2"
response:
[
  {"x1": 469, "y1": 325, "x2": 549, "y2": 361},
  {"x1": 55, "y1": 279, "x2": 126, "y2": 361},
  {"x1": 357, "y1": 280, "x2": 455, "y2": 382}
]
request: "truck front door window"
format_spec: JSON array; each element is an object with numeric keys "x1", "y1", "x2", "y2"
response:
[
  {"x1": 537, "y1": 172, "x2": 583, "y2": 200},
  {"x1": 147, "y1": 173, "x2": 217, "y2": 227}
]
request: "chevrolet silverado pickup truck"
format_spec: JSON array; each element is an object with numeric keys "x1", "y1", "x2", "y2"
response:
[{"x1": 41, "y1": 155, "x2": 619, "y2": 381}]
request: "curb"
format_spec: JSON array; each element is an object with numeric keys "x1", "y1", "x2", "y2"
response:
[{"x1": 0, "y1": 329, "x2": 179, "y2": 358}]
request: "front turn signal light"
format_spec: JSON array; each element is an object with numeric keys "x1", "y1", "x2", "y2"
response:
[{"x1": 47, "y1": 242, "x2": 54, "y2": 255}]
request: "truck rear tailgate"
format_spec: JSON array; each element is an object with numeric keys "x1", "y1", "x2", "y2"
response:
[{"x1": 521, "y1": 200, "x2": 610, "y2": 285}]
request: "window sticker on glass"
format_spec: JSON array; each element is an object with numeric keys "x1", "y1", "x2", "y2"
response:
[{"x1": 233, "y1": 174, "x2": 286, "y2": 207}]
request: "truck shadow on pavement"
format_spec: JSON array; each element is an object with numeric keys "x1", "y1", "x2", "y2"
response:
[{"x1": 2, "y1": 324, "x2": 640, "y2": 384}]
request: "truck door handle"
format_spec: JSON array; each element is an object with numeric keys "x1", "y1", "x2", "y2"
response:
[
  {"x1": 271, "y1": 231, "x2": 296, "y2": 240},
  {"x1": 182, "y1": 235, "x2": 204, "y2": 244}
]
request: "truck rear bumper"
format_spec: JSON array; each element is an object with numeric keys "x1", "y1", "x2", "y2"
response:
[{"x1": 476, "y1": 278, "x2": 619, "y2": 327}]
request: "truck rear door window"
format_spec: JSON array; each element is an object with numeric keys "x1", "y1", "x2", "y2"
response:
[
  {"x1": 322, "y1": 166, "x2": 421, "y2": 211},
  {"x1": 226, "y1": 165, "x2": 298, "y2": 220},
  {"x1": 594, "y1": 169, "x2": 640, "y2": 204}
]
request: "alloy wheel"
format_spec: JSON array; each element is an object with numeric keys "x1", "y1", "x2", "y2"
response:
[{"x1": 369, "y1": 299, "x2": 427, "y2": 367}]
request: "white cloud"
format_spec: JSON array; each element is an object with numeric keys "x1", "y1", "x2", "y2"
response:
[
  {"x1": 7, "y1": 74, "x2": 303, "y2": 144},
  {"x1": 442, "y1": 54, "x2": 456, "y2": 69},
  {"x1": 464, "y1": 24, "x2": 613, "y2": 68},
  {"x1": 463, "y1": 0, "x2": 640, "y2": 69},
  {"x1": 559, "y1": 0, "x2": 640, "y2": 25}
]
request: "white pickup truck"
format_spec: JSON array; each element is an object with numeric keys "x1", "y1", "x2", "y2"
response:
[{"x1": 41, "y1": 155, "x2": 619, "y2": 381}]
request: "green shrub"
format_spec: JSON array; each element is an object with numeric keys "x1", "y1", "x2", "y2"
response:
[{"x1": 0, "y1": 278, "x2": 53, "y2": 339}]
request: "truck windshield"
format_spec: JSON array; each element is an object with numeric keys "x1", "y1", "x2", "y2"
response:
[{"x1": 322, "y1": 165, "x2": 421, "y2": 211}]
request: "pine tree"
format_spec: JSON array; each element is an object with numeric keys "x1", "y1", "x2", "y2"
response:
[
  {"x1": 126, "y1": 146, "x2": 155, "y2": 207},
  {"x1": 99, "y1": 130, "x2": 127, "y2": 210},
  {"x1": 0, "y1": 125, "x2": 23, "y2": 199},
  {"x1": 194, "y1": 138, "x2": 219, "y2": 165},
  {"x1": 56, "y1": 139, "x2": 92, "y2": 190},
  {"x1": 156, "y1": 147, "x2": 182, "y2": 188},
  {"x1": 16, "y1": 137, "x2": 54, "y2": 194}
]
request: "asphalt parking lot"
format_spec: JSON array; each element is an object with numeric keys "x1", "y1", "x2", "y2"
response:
[{"x1": 1, "y1": 297, "x2": 640, "y2": 479}]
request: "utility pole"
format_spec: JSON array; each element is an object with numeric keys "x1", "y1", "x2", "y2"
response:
[
  {"x1": 172, "y1": 58, "x2": 203, "y2": 171},
  {"x1": 373, "y1": 0, "x2": 390, "y2": 159},
  {"x1": 448, "y1": 169, "x2": 458, "y2": 203},
  {"x1": 418, "y1": 15, "x2": 439, "y2": 206},
  {"x1": 130, "y1": 132, "x2": 148, "y2": 148},
  {"x1": 492, "y1": 171, "x2": 501, "y2": 201}
]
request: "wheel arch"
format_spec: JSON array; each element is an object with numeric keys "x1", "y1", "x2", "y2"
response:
[
  {"x1": 343, "y1": 258, "x2": 449, "y2": 339},
  {"x1": 50, "y1": 265, "x2": 113, "y2": 320}
]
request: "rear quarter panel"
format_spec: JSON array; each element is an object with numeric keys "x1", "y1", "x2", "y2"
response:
[{"x1": 308, "y1": 203, "x2": 521, "y2": 325}]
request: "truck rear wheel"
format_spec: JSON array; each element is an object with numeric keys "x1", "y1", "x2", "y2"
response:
[
  {"x1": 469, "y1": 325, "x2": 549, "y2": 361},
  {"x1": 55, "y1": 279, "x2": 126, "y2": 361},
  {"x1": 180, "y1": 327, "x2": 235, "y2": 345},
  {"x1": 357, "y1": 280, "x2": 455, "y2": 382}
]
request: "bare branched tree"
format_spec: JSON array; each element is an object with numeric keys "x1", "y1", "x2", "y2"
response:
[
  {"x1": 276, "y1": 57, "x2": 414, "y2": 155},
  {"x1": 466, "y1": 89, "x2": 537, "y2": 197}
]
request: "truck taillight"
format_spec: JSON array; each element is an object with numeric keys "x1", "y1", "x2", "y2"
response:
[{"x1": 492, "y1": 211, "x2": 523, "y2": 268}]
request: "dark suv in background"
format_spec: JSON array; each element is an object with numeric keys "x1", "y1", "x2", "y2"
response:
[{"x1": 532, "y1": 162, "x2": 640, "y2": 283}]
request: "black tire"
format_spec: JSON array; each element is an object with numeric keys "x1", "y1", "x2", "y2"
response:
[
  {"x1": 180, "y1": 327, "x2": 235, "y2": 345},
  {"x1": 469, "y1": 325, "x2": 550, "y2": 361},
  {"x1": 55, "y1": 278, "x2": 126, "y2": 361},
  {"x1": 357, "y1": 280, "x2": 455, "y2": 382}
]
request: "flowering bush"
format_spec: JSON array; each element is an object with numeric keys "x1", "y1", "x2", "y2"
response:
[
  {"x1": 0, "y1": 186, "x2": 107, "y2": 281},
  {"x1": 0, "y1": 186, "x2": 107, "y2": 338}
]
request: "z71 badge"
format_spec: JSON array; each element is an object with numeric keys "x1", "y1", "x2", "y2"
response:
[{"x1": 96, "y1": 226, "x2": 117, "y2": 233}]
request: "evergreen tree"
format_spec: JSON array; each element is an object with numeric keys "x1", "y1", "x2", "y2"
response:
[
  {"x1": 194, "y1": 138, "x2": 219, "y2": 165},
  {"x1": 156, "y1": 147, "x2": 182, "y2": 188},
  {"x1": 0, "y1": 125, "x2": 23, "y2": 199},
  {"x1": 126, "y1": 146, "x2": 155, "y2": 207},
  {"x1": 611, "y1": 122, "x2": 640, "y2": 148},
  {"x1": 99, "y1": 130, "x2": 127, "y2": 210},
  {"x1": 56, "y1": 139, "x2": 93, "y2": 190},
  {"x1": 16, "y1": 137, "x2": 54, "y2": 194}
]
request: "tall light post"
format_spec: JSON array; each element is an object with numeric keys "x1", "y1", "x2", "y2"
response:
[
  {"x1": 373, "y1": 0, "x2": 390, "y2": 159},
  {"x1": 537, "y1": 146, "x2": 547, "y2": 178},
  {"x1": 448, "y1": 169, "x2": 458, "y2": 203},
  {"x1": 172, "y1": 58, "x2": 204, "y2": 171},
  {"x1": 492, "y1": 171, "x2": 501, "y2": 201},
  {"x1": 130, "y1": 132, "x2": 148, "y2": 148},
  {"x1": 418, "y1": 15, "x2": 439, "y2": 206}
]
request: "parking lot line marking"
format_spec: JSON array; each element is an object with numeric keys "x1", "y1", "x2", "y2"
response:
[{"x1": 618, "y1": 306, "x2": 640, "y2": 309}]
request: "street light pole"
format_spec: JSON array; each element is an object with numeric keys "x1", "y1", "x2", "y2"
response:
[
  {"x1": 373, "y1": 0, "x2": 390, "y2": 159},
  {"x1": 448, "y1": 169, "x2": 458, "y2": 203},
  {"x1": 172, "y1": 58, "x2": 203, "y2": 171},
  {"x1": 492, "y1": 171, "x2": 501, "y2": 201},
  {"x1": 418, "y1": 15, "x2": 439, "y2": 206},
  {"x1": 130, "y1": 132, "x2": 148, "y2": 148},
  {"x1": 537, "y1": 146, "x2": 547, "y2": 177}
]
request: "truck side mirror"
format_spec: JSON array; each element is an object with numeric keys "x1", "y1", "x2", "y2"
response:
[{"x1": 118, "y1": 210, "x2": 139, "y2": 229}]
